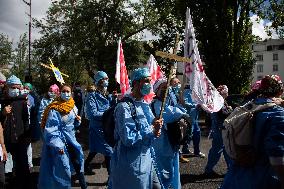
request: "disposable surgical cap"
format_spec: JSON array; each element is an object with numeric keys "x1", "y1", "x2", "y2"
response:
[
  {"x1": 94, "y1": 71, "x2": 108, "y2": 85},
  {"x1": 131, "y1": 68, "x2": 150, "y2": 85},
  {"x1": 6, "y1": 75, "x2": 22, "y2": 85},
  {"x1": 24, "y1": 83, "x2": 33, "y2": 90}
]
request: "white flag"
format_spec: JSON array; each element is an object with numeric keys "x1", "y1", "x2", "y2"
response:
[{"x1": 184, "y1": 7, "x2": 224, "y2": 113}]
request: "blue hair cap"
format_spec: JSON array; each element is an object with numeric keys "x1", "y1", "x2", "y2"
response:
[
  {"x1": 6, "y1": 75, "x2": 22, "y2": 85},
  {"x1": 94, "y1": 71, "x2": 108, "y2": 85},
  {"x1": 131, "y1": 67, "x2": 150, "y2": 83}
]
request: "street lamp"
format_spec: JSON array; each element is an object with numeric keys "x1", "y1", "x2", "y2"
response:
[{"x1": 23, "y1": 0, "x2": 32, "y2": 82}]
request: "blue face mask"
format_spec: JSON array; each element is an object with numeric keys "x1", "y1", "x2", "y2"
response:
[
  {"x1": 9, "y1": 88, "x2": 20, "y2": 97},
  {"x1": 102, "y1": 80, "x2": 109, "y2": 87},
  {"x1": 48, "y1": 92, "x2": 56, "y2": 99},
  {"x1": 60, "y1": 92, "x2": 71, "y2": 101},
  {"x1": 141, "y1": 83, "x2": 151, "y2": 96}
]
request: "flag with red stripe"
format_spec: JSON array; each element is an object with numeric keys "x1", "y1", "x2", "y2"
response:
[{"x1": 115, "y1": 38, "x2": 130, "y2": 96}]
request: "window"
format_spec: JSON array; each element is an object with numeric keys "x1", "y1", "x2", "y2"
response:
[
  {"x1": 257, "y1": 75, "x2": 263, "y2": 80},
  {"x1": 273, "y1": 53, "x2": 278, "y2": 61},
  {"x1": 257, "y1": 64, "x2": 263, "y2": 73},
  {"x1": 255, "y1": 54, "x2": 263, "y2": 61},
  {"x1": 267, "y1": 45, "x2": 279, "y2": 51},
  {"x1": 273, "y1": 64, "x2": 278, "y2": 72}
]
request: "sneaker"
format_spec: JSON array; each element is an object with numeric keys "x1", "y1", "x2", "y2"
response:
[
  {"x1": 179, "y1": 156, "x2": 190, "y2": 163},
  {"x1": 203, "y1": 171, "x2": 223, "y2": 178},
  {"x1": 194, "y1": 152, "x2": 206, "y2": 158}
]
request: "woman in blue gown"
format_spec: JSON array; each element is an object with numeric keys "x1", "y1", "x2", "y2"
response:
[{"x1": 38, "y1": 84, "x2": 87, "y2": 189}]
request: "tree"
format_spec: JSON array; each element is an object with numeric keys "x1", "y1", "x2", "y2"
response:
[
  {"x1": 0, "y1": 33, "x2": 13, "y2": 67},
  {"x1": 150, "y1": 0, "x2": 275, "y2": 93},
  {"x1": 252, "y1": 0, "x2": 284, "y2": 38},
  {"x1": 10, "y1": 33, "x2": 29, "y2": 80},
  {"x1": 33, "y1": 0, "x2": 162, "y2": 90}
]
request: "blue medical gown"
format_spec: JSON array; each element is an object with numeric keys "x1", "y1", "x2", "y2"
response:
[
  {"x1": 152, "y1": 99, "x2": 185, "y2": 189},
  {"x1": 38, "y1": 107, "x2": 84, "y2": 189},
  {"x1": 221, "y1": 98, "x2": 284, "y2": 189},
  {"x1": 85, "y1": 91, "x2": 113, "y2": 155},
  {"x1": 110, "y1": 96, "x2": 155, "y2": 189},
  {"x1": 38, "y1": 97, "x2": 53, "y2": 125}
]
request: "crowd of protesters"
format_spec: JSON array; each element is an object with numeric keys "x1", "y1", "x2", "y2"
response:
[{"x1": 0, "y1": 69, "x2": 283, "y2": 189}]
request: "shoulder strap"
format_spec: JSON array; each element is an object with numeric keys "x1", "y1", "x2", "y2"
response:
[
  {"x1": 121, "y1": 97, "x2": 139, "y2": 130},
  {"x1": 251, "y1": 102, "x2": 276, "y2": 114}
]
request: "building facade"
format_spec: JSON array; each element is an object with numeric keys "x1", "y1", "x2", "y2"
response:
[{"x1": 252, "y1": 39, "x2": 284, "y2": 83}]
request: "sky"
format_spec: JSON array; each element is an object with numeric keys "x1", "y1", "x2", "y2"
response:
[
  {"x1": 0, "y1": 0, "x2": 51, "y2": 44},
  {"x1": 0, "y1": 0, "x2": 279, "y2": 46}
]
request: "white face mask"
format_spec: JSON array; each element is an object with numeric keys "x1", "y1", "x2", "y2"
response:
[
  {"x1": 9, "y1": 88, "x2": 20, "y2": 97},
  {"x1": 20, "y1": 89, "x2": 29, "y2": 95}
]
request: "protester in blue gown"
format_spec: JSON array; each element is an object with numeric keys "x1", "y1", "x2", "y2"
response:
[
  {"x1": 38, "y1": 85, "x2": 87, "y2": 189},
  {"x1": 151, "y1": 78, "x2": 186, "y2": 189},
  {"x1": 84, "y1": 71, "x2": 115, "y2": 175},
  {"x1": 109, "y1": 68, "x2": 163, "y2": 189},
  {"x1": 38, "y1": 84, "x2": 60, "y2": 126},
  {"x1": 182, "y1": 84, "x2": 205, "y2": 158},
  {"x1": 221, "y1": 75, "x2": 284, "y2": 189},
  {"x1": 205, "y1": 85, "x2": 233, "y2": 176}
]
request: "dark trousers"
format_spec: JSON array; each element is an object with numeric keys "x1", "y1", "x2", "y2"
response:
[
  {"x1": 0, "y1": 161, "x2": 4, "y2": 189},
  {"x1": 85, "y1": 152, "x2": 111, "y2": 175},
  {"x1": 67, "y1": 145, "x2": 87, "y2": 189},
  {"x1": 9, "y1": 143, "x2": 31, "y2": 189}
]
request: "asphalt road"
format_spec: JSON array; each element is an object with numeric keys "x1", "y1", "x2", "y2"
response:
[{"x1": 22, "y1": 121, "x2": 228, "y2": 189}]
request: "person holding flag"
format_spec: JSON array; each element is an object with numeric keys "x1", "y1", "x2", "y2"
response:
[
  {"x1": 151, "y1": 78, "x2": 185, "y2": 189},
  {"x1": 109, "y1": 68, "x2": 163, "y2": 189}
]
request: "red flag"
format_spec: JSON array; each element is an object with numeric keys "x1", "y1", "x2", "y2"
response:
[
  {"x1": 115, "y1": 38, "x2": 130, "y2": 96},
  {"x1": 144, "y1": 54, "x2": 164, "y2": 103}
]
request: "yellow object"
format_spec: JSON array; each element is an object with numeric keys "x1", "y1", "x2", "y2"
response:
[
  {"x1": 179, "y1": 155, "x2": 190, "y2": 163},
  {"x1": 41, "y1": 97, "x2": 75, "y2": 129}
]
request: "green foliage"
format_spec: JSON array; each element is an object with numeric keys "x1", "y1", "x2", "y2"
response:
[
  {"x1": 10, "y1": 33, "x2": 29, "y2": 80},
  {"x1": 0, "y1": 33, "x2": 12, "y2": 66},
  {"x1": 150, "y1": 0, "x2": 260, "y2": 93},
  {"x1": 33, "y1": 0, "x2": 161, "y2": 91},
  {"x1": 251, "y1": 0, "x2": 284, "y2": 38}
]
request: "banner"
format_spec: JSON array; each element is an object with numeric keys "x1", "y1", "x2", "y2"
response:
[
  {"x1": 184, "y1": 7, "x2": 224, "y2": 112},
  {"x1": 115, "y1": 38, "x2": 130, "y2": 96}
]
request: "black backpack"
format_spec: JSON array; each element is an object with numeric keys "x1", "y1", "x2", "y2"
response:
[
  {"x1": 102, "y1": 97, "x2": 137, "y2": 147},
  {"x1": 150, "y1": 100, "x2": 191, "y2": 149}
]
